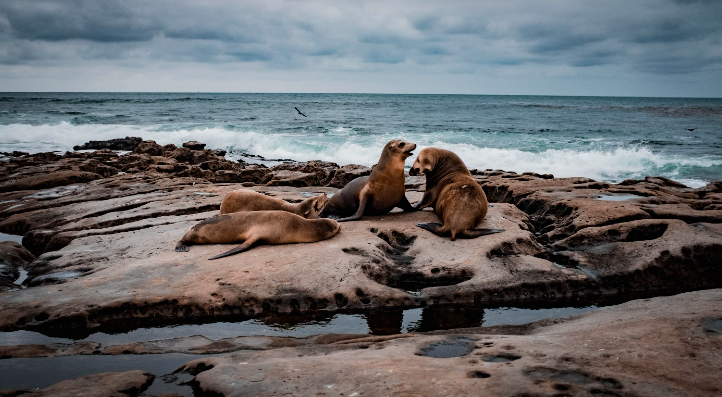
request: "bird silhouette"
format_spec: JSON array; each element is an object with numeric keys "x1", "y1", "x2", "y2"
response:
[{"x1": 295, "y1": 107, "x2": 307, "y2": 117}]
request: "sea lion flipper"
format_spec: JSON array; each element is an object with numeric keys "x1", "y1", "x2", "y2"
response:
[
  {"x1": 396, "y1": 195, "x2": 418, "y2": 212},
  {"x1": 175, "y1": 241, "x2": 190, "y2": 252},
  {"x1": 459, "y1": 228, "x2": 505, "y2": 239},
  {"x1": 416, "y1": 222, "x2": 445, "y2": 235},
  {"x1": 208, "y1": 241, "x2": 255, "y2": 260}
]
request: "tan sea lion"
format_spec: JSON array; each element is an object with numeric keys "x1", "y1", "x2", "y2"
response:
[
  {"x1": 318, "y1": 139, "x2": 417, "y2": 222},
  {"x1": 219, "y1": 190, "x2": 328, "y2": 219},
  {"x1": 409, "y1": 147, "x2": 503, "y2": 240},
  {"x1": 175, "y1": 211, "x2": 340, "y2": 260}
]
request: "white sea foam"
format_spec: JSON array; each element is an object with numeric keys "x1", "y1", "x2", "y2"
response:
[{"x1": 1, "y1": 123, "x2": 719, "y2": 188}]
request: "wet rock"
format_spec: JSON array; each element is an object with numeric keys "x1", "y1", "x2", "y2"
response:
[
  {"x1": 161, "y1": 143, "x2": 177, "y2": 154},
  {"x1": 264, "y1": 170, "x2": 325, "y2": 187},
  {"x1": 72, "y1": 137, "x2": 143, "y2": 152},
  {"x1": 132, "y1": 140, "x2": 164, "y2": 156},
  {"x1": 0, "y1": 171, "x2": 103, "y2": 193},
  {"x1": 326, "y1": 164, "x2": 373, "y2": 188},
  {"x1": 168, "y1": 147, "x2": 194, "y2": 163},
  {"x1": 0, "y1": 241, "x2": 34, "y2": 291},
  {"x1": 211, "y1": 148, "x2": 227, "y2": 157},
  {"x1": 182, "y1": 140, "x2": 206, "y2": 150},
  {"x1": 4, "y1": 370, "x2": 154, "y2": 397},
  {"x1": 79, "y1": 159, "x2": 120, "y2": 178}
]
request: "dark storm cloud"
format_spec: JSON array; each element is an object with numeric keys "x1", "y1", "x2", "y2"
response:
[
  {"x1": 0, "y1": 0, "x2": 157, "y2": 42},
  {"x1": 0, "y1": 0, "x2": 721, "y2": 78}
]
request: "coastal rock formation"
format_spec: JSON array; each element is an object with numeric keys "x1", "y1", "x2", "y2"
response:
[
  {"x1": 0, "y1": 141, "x2": 719, "y2": 334},
  {"x1": 2, "y1": 290, "x2": 718, "y2": 396}
]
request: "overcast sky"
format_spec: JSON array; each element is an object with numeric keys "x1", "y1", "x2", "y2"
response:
[{"x1": 1, "y1": 0, "x2": 721, "y2": 96}]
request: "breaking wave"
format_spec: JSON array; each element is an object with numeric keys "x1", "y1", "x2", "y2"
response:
[{"x1": 1, "y1": 122, "x2": 720, "y2": 188}]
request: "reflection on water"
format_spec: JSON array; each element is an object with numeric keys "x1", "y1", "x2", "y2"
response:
[{"x1": 0, "y1": 305, "x2": 597, "y2": 346}]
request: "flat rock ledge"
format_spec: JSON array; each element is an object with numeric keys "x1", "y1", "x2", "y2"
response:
[
  {"x1": 0, "y1": 146, "x2": 720, "y2": 337},
  {"x1": 1, "y1": 290, "x2": 720, "y2": 396}
]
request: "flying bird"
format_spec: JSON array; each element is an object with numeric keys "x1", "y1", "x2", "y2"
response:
[{"x1": 295, "y1": 107, "x2": 307, "y2": 117}]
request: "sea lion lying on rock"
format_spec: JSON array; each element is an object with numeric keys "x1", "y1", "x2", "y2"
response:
[
  {"x1": 220, "y1": 190, "x2": 328, "y2": 219},
  {"x1": 318, "y1": 139, "x2": 417, "y2": 221},
  {"x1": 410, "y1": 147, "x2": 503, "y2": 240},
  {"x1": 175, "y1": 211, "x2": 340, "y2": 259}
]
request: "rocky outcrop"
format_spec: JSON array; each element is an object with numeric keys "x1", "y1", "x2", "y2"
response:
[
  {"x1": 72, "y1": 136, "x2": 143, "y2": 152},
  {"x1": 0, "y1": 370, "x2": 154, "y2": 397},
  {"x1": 0, "y1": 141, "x2": 720, "y2": 340}
]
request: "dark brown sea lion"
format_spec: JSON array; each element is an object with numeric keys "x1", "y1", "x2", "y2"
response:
[
  {"x1": 219, "y1": 190, "x2": 328, "y2": 219},
  {"x1": 175, "y1": 211, "x2": 340, "y2": 260},
  {"x1": 318, "y1": 139, "x2": 417, "y2": 222},
  {"x1": 409, "y1": 147, "x2": 503, "y2": 240}
]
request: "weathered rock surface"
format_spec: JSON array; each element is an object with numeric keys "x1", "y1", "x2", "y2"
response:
[
  {"x1": 0, "y1": 370, "x2": 154, "y2": 397},
  {"x1": 177, "y1": 289, "x2": 722, "y2": 397},
  {"x1": 0, "y1": 146, "x2": 720, "y2": 339}
]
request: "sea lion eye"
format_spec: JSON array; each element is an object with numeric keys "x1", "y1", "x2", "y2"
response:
[{"x1": 398, "y1": 142, "x2": 405, "y2": 148}]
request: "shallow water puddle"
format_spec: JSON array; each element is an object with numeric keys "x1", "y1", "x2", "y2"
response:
[
  {"x1": 419, "y1": 337, "x2": 475, "y2": 358},
  {"x1": 0, "y1": 353, "x2": 221, "y2": 396},
  {"x1": 0, "y1": 305, "x2": 597, "y2": 394},
  {"x1": 0, "y1": 306, "x2": 597, "y2": 346},
  {"x1": 0, "y1": 232, "x2": 23, "y2": 244}
]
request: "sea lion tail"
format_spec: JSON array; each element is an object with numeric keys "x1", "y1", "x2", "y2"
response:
[
  {"x1": 459, "y1": 228, "x2": 505, "y2": 239},
  {"x1": 208, "y1": 242, "x2": 254, "y2": 260},
  {"x1": 175, "y1": 241, "x2": 190, "y2": 252}
]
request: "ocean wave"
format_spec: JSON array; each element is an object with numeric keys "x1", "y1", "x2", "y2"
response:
[{"x1": 1, "y1": 122, "x2": 719, "y2": 188}]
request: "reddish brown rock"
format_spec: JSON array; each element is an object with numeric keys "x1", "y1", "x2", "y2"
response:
[
  {"x1": 182, "y1": 140, "x2": 206, "y2": 150},
  {"x1": 132, "y1": 140, "x2": 164, "y2": 156},
  {"x1": 0, "y1": 171, "x2": 103, "y2": 193}
]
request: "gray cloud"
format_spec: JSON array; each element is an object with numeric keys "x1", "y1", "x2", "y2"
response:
[{"x1": 0, "y1": 0, "x2": 720, "y2": 94}]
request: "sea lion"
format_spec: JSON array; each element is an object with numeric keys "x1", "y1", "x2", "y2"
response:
[
  {"x1": 318, "y1": 139, "x2": 417, "y2": 222},
  {"x1": 175, "y1": 211, "x2": 341, "y2": 260},
  {"x1": 409, "y1": 147, "x2": 503, "y2": 240},
  {"x1": 219, "y1": 190, "x2": 328, "y2": 219}
]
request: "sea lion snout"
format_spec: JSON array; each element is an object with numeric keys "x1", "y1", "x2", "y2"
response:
[
  {"x1": 409, "y1": 167, "x2": 421, "y2": 176},
  {"x1": 389, "y1": 140, "x2": 416, "y2": 159}
]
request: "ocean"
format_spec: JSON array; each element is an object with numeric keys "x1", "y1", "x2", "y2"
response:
[{"x1": 1, "y1": 93, "x2": 720, "y2": 187}]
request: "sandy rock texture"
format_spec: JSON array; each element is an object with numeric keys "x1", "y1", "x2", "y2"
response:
[
  {"x1": 177, "y1": 289, "x2": 722, "y2": 397},
  {"x1": 0, "y1": 147, "x2": 720, "y2": 337}
]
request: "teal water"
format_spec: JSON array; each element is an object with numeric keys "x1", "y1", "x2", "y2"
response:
[{"x1": 1, "y1": 93, "x2": 720, "y2": 186}]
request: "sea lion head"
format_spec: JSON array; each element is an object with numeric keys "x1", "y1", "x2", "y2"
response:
[
  {"x1": 385, "y1": 139, "x2": 417, "y2": 160},
  {"x1": 409, "y1": 147, "x2": 438, "y2": 176},
  {"x1": 302, "y1": 193, "x2": 329, "y2": 219}
]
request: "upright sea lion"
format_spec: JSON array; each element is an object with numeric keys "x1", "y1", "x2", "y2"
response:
[
  {"x1": 409, "y1": 147, "x2": 503, "y2": 240},
  {"x1": 318, "y1": 139, "x2": 417, "y2": 222},
  {"x1": 219, "y1": 190, "x2": 328, "y2": 219},
  {"x1": 175, "y1": 211, "x2": 340, "y2": 260}
]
